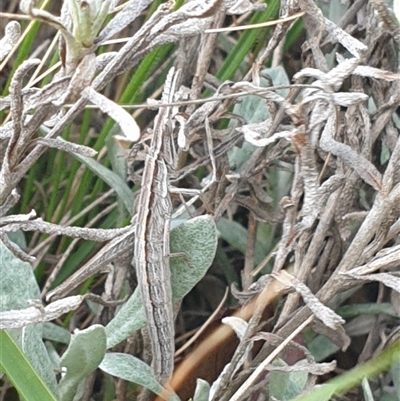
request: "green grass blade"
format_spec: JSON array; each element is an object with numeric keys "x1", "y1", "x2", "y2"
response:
[
  {"x1": 216, "y1": 0, "x2": 280, "y2": 82},
  {"x1": 0, "y1": 330, "x2": 57, "y2": 401},
  {"x1": 292, "y1": 339, "x2": 400, "y2": 401}
]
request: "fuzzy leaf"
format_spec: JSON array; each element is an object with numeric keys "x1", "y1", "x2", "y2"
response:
[
  {"x1": 99, "y1": 353, "x2": 180, "y2": 401},
  {"x1": 0, "y1": 240, "x2": 58, "y2": 396},
  {"x1": 58, "y1": 325, "x2": 107, "y2": 401},
  {"x1": 193, "y1": 379, "x2": 211, "y2": 401},
  {"x1": 105, "y1": 215, "x2": 218, "y2": 348},
  {"x1": 269, "y1": 359, "x2": 308, "y2": 401}
]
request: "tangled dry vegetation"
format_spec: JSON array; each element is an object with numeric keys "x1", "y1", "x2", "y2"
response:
[{"x1": 0, "y1": 0, "x2": 399, "y2": 401}]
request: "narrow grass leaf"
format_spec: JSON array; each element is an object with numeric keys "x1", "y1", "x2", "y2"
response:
[
  {"x1": 72, "y1": 153, "x2": 133, "y2": 213},
  {"x1": 0, "y1": 330, "x2": 57, "y2": 401},
  {"x1": 292, "y1": 340, "x2": 400, "y2": 401}
]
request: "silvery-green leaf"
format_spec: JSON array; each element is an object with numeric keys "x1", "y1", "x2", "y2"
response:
[
  {"x1": 269, "y1": 359, "x2": 308, "y2": 401},
  {"x1": 22, "y1": 325, "x2": 59, "y2": 397},
  {"x1": 42, "y1": 322, "x2": 71, "y2": 345},
  {"x1": 99, "y1": 353, "x2": 180, "y2": 401},
  {"x1": 58, "y1": 325, "x2": 107, "y2": 401},
  {"x1": 0, "y1": 240, "x2": 58, "y2": 396},
  {"x1": 217, "y1": 218, "x2": 266, "y2": 265},
  {"x1": 228, "y1": 66, "x2": 290, "y2": 170},
  {"x1": 105, "y1": 215, "x2": 217, "y2": 348},
  {"x1": 193, "y1": 378, "x2": 211, "y2": 401}
]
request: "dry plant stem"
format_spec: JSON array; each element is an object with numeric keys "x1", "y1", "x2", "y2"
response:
[
  {"x1": 190, "y1": 9, "x2": 226, "y2": 102},
  {"x1": 169, "y1": 278, "x2": 288, "y2": 400},
  {"x1": 0, "y1": 3, "x2": 161, "y2": 204},
  {"x1": 0, "y1": 232, "x2": 35, "y2": 263},
  {"x1": 30, "y1": 189, "x2": 116, "y2": 255},
  {"x1": 358, "y1": 283, "x2": 386, "y2": 363},
  {"x1": 80, "y1": 373, "x2": 96, "y2": 401},
  {"x1": 252, "y1": 242, "x2": 278, "y2": 276},
  {"x1": 211, "y1": 274, "x2": 292, "y2": 400},
  {"x1": 0, "y1": 295, "x2": 85, "y2": 329},
  {"x1": 46, "y1": 222, "x2": 136, "y2": 301},
  {"x1": 175, "y1": 287, "x2": 229, "y2": 357},
  {"x1": 41, "y1": 202, "x2": 118, "y2": 296},
  {"x1": 1, "y1": 219, "x2": 129, "y2": 242},
  {"x1": 1, "y1": 1, "x2": 218, "y2": 205},
  {"x1": 336, "y1": 188, "x2": 398, "y2": 274},
  {"x1": 338, "y1": 0, "x2": 366, "y2": 30},
  {"x1": 0, "y1": 190, "x2": 20, "y2": 217},
  {"x1": 0, "y1": 0, "x2": 52, "y2": 71},
  {"x1": 229, "y1": 316, "x2": 314, "y2": 401},
  {"x1": 27, "y1": 31, "x2": 60, "y2": 85},
  {"x1": 242, "y1": 213, "x2": 257, "y2": 291},
  {"x1": 63, "y1": 84, "x2": 320, "y2": 111},
  {"x1": 0, "y1": 12, "x2": 32, "y2": 20},
  {"x1": 214, "y1": 84, "x2": 302, "y2": 219},
  {"x1": 214, "y1": 145, "x2": 264, "y2": 220},
  {"x1": 205, "y1": 11, "x2": 305, "y2": 34},
  {"x1": 248, "y1": 13, "x2": 298, "y2": 80},
  {"x1": 277, "y1": 179, "x2": 345, "y2": 323}
]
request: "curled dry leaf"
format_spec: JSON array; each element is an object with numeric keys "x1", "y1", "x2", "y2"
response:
[
  {"x1": 224, "y1": 0, "x2": 266, "y2": 14},
  {"x1": 320, "y1": 111, "x2": 383, "y2": 191},
  {"x1": 96, "y1": 0, "x2": 154, "y2": 43},
  {"x1": 267, "y1": 361, "x2": 337, "y2": 375},
  {"x1": 0, "y1": 209, "x2": 36, "y2": 226},
  {"x1": 340, "y1": 272, "x2": 400, "y2": 293},
  {"x1": 0, "y1": 233, "x2": 36, "y2": 264},
  {"x1": 274, "y1": 270, "x2": 345, "y2": 330},
  {"x1": 83, "y1": 86, "x2": 141, "y2": 143},
  {"x1": 23, "y1": 77, "x2": 71, "y2": 111},
  {"x1": 348, "y1": 245, "x2": 400, "y2": 275},
  {"x1": 95, "y1": 51, "x2": 117, "y2": 72},
  {"x1": 0, "y1": 21, "x2": 21, "y2": 63},
  {"x1": 221, "y1": 316, "x2": 248, "y2": 340},
  {"x1": 242, "y1": 126, "x2": 293, "y2": 148},
  {"x1": 323, "y1": 18, "x2": 368, "y2": 57}
]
